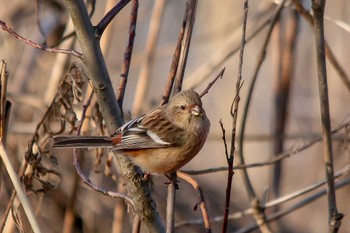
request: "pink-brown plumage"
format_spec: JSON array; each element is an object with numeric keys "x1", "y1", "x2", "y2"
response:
[{"x1": 51, "y1": 90, "x2": 210, "y2": 174}]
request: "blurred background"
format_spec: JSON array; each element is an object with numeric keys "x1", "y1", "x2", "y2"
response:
[{"x1": 0, "y1": 0, "x2": 350, "y2": 232}]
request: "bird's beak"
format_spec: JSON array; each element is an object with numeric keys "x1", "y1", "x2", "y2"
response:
[{"x1": 190, "y1": 105, "x2": 203, "y2": 117}]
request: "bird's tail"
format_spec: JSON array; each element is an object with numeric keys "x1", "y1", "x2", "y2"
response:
[{"x1": 51, "y1": 136, "x2": 113, "y2": 148}]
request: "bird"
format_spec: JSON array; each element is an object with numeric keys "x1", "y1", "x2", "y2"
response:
[{"x1": 51, "y1": 90, "x2": 210, "y2": 174}]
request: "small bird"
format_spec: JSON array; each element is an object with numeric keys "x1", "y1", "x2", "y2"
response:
[{"x1": 52, "y1": 90, "x2": 210, "y2": 174}]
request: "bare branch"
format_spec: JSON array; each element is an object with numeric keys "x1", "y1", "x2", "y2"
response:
[
  {"x1": 238, "y1": 0, "x2": 286, "y2": 202},
  {"x1": 160, "y1": 2, "x2": 189, "y2": 105},
  {"x1": 95, "y1": 0, "x2": 131, "y2": 37},
  {"x1": 173, "y1": 0, "x2": 197, "y2": 95},
  {"x1": 182, "y1": 121, "x2": 350, "y2": 175},
  {"x1": 64, "y1": 0, "x2": 164, "y2": 231},
  {"x1": 199, "y1": 67, "x2": 225, "y2": 98},
  {"x1": 292, "y1": 0, "x2": 350, "y2": 93},
  {"x1": 71, "y1": 89, "x2": 135, "y2": 205},
  {"x1": 117, "y1": 0, "x2": 139, "y2": 109},
  {"x1": 175, "y1": 166, "x2": 350, "y2": 230},
  {"x1": 132, "y1": 0, "x2": 165, "y2": 116},
  {"x1": 0, "y1": 143, "x2": 42, "y2": 233},
  {"x1": 178, "y1": 172, "x2": 212, "y2": 233},
  {"x1": 235, "y1": 177, "x2": 350, "y2": 233},
  {"x1": 0, "y1": 20, "x2": 83, "y2": 60},
  {"x1": 311, "y1": 0, "x2": 343, "y2": 231},
  {"x1": 222, "y1": 1, "x2": 248, "y2": 232},
  {"x1": 165, "y1": 2, "x2": 198, "y2": 231}
]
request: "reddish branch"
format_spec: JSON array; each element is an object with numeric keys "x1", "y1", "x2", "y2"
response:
[
  {"x1": 172, "y1": 0, "x2": 197, "y2": 94},
  {"x1": 0, "y1": 20, "x2": 83, "y2": 60},
  {"x1": 164, "y1": 1, "x2": 198, "y2": 232},
  {"x1": 160, "y1": 2, "x2": 189, "y2": 105},
  {"x1": 117, "y1": 0, "x2": 139, "y2": 109},
  {"x1": 178, "y1": 172, "x2": 212, "y2": 233},
  {"x1": 221, "y1": 1, "x2": 248, "y2": 232}
]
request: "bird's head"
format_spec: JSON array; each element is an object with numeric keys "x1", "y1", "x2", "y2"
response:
[{"x1": 168, "y1": 90, "x2": 209, "y2": 130}]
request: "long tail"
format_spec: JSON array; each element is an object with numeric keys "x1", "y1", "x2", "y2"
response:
[{"x1": 51, "y1": 136, "x2": 113, "y2": 148}]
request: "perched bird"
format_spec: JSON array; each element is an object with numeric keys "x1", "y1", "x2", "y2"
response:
[{"x1": 52, "y1": 90, "x2": 210, "y2": 174}]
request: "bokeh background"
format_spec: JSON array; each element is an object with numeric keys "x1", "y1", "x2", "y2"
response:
[{"x1": 1, "y1": 0, "x2": 350, "y2": 232}]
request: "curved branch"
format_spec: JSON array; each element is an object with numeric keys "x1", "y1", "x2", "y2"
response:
[{"x1": 0, "y1": 20, "x2": 83, "y2": 60}]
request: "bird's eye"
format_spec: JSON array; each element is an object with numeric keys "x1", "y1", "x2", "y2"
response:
[{"x1": 180, "y1": 104, "x2": 186, "y2": 110}]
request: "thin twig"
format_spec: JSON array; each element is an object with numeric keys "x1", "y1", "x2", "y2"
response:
[
  {"x1": 0, "y1": 60, "x2": 10, "y2": 144},
  {"x1": 265, "y1": 165, "x2": 350, "y2": 208},
  {"x1": 177, "y1": 172, "x2": 212, "y2": 233},
  {"x1": 0, "y1": 20, "x2": 83, "y2": 60},
  {"x1": 0, "y1": 61, "x2": 12, "y2": 232},
  {"x1": 311, "y1": 1, "x2": 343, "y2": 231},
  {"x1": 221, "y1": 1, "x2": 248, "y2": 233},
  {"x1": 117, "y1": 0, "x2": 139, "y2": 109},
  {"x1": 0, "y1": 143, "x2": 42, "y2": 233},
  {"x1": 132, "y1": 0, "x2": 165, "y2": 115},
  {"x1": 160, "y1": 2, "x2": 189, "y2": 106},
  {"x1": 175, "y1": 165, "x2": 350, "y2": 229},
  {"x1": 199, "y1": 67, "x2": 225, "y2": 98},
  {"x1": 292, "y1": 0, "x2": 350, "y2": 93},
  {"x1": 173, "y1": 0, "x2": 197, "y2": 94},
  {"x1": 182, "y1": 121, "x2": 350, "y2": 175},
  {"x1": 95, "y1": 0, "x2": 132, "y2": 37},
  {"x1": 164, "y1": 2, "x2": 198, "y2": 232},
  {"x1": 184, "y1": 8, "x2": 273, "y2": 90},
  {"x1": 219, "y1": 120, "x2": 229, "y2": 161},
  {"x1": 234, "y1": 177, "x2": 350, "y2": 233},
  {"x1": 72, "y1": 91, "x2": 135, "y2": 207},
  {"x1": 238, "y1": 0, "x2": 286, "y2": 202}
]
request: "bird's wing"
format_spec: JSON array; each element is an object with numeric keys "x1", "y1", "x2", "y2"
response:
[{"x1": 111, "y1": 107, "x2": 185, "y2": 150}]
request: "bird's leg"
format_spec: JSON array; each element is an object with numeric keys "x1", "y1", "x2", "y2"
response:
[{"x1": 141, "y1": 171, "x2": 151, "y2": 181}]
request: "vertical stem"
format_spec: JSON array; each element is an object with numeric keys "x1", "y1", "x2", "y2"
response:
[
  {"x1": 0, "y1": 144, "x2": 42, "y2": 233},
  {"x1": 65, "y1": 1, "x2": 165, "y2": 232},
  {"x1": 166, "y1": 173, "x2": 177, "y2": 233},
  {"x1": 173, "y1": 0, "x2": 197, "y2": 94},
  {"x1": 271, "y1": 9, "x2": 299, "y2": 199},
  {"x1": 165, "y1": 1, "x2": 197, "y2": 232},
  {"x1": 117, "y1": 0, "x2": 139, "y2": 109},
  {"x1": 65, "y1": 0, "x2": 124, "y2": 130},
  {"x1": 311, "y1": 0, "x2": 343, "y2": 232},
  {"x1": 132, "y1": 0, "x2": 165, "y2": 115},
  {"x1": 221, "y1": 1, "x2": 248, "y2": 232}
]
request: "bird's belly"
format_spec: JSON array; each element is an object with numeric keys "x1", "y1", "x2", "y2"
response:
[{"x1": 126, "y1": 147, "x2": 197, "y2": 174}]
